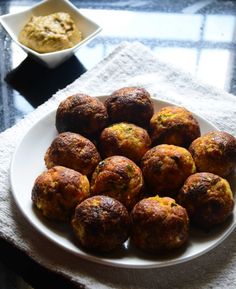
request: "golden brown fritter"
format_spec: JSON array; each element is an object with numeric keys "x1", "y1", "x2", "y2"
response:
[
  {"x1": 71, "y1": 195, "x2": 130, "y2": 252},
  {"x1": 56, "y1": 94, "x2": 108, "y2": 137},
  {"x1": 177, "y1": 172, "x2": 234, "y2": 229},
  {"x1": 141, "y1": 144, "x2": 196, "y2": 196},
  {"x1": 189, "y1": 131, "x2": 236, "y2": 177},
  {"x1": 99, "y1": 122, "x2": 151, "y2": 163},
  {"x1": 90, "y1": 156, "x2": 144, "y2": 210},
  {"x1": 105, "y1": 87, "x2": 154, "y2": 128},
  {"x1": 32, "y1": 166, "x2": 90, "y2": 221},
  {"x1": 44, "y1": 132, "x2": 101, "y2": 176},
  {"x1": 150, "y1": 106, "x2": 200, "y2": 147},
  {"x1": 130, "y1": 195, "x2": 189, "y2": 252}
]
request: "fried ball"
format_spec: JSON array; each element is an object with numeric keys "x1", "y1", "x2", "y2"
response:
[
  {"x1": 71, "y1": 195, "x2": 130, "y2": 252},
  {"x1": 150, "y1": 106, "x2": 200, "y2": 147},
  {"x1": 44, "y1": 132, "x2": 101, "y2": 176},
  {"x1": 56, "y1": 93, "x2": 108, "y2": 137},
  {"x1": 189, "y1": 131, "x2": 236, "y2": 177},
  {"x1": 90, "y1": 156, "x2": 144, "y2": 210},
  {"x1": 131, "y1": 196, "x2": 189, "y2": 252},
  {"x1": 141, "y1": 144, "x2": 196, "y2": 196},
  {"x1": 105, "y1": 87, "x2": 154, "y2": 128},
  {"x1": 99, "y1": 122, "x2": 151, "y2": 163},
  {"x1": 32, "y1": 166, "x2": 90, "y2": 221},
  {"x1": 177, "y1": 172, "x2": 234, "y2": 229}
]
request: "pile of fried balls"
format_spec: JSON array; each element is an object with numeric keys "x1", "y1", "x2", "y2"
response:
[{"x1": 31, "y1": 87, "x2": 236, "y2": 254}]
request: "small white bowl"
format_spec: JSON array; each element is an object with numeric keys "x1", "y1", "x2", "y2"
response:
[{"x1": 0, "y1": 0, "x2": 102, "y2": 68}]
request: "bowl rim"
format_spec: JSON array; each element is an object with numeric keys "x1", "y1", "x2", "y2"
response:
[{"x1": 0, "y1": 0, "x2": 102, "y2": 57}]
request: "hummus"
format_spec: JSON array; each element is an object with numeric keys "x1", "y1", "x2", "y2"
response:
[{"x1": 19, "y1": 12, "x2": 82, "y2": 53}]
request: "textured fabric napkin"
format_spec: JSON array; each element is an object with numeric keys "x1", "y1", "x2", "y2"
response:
[{"x1": 1, "y1": 42, "x2": 236, "y2": 289}]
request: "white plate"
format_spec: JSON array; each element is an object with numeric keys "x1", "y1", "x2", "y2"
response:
[{"x1": 10, "y1": 96, "x2": 236, "y2": 268}]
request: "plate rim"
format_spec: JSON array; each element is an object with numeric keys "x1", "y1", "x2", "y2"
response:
[{"x1": 10, "y1": 95, "x2": 236, "y2": 269}]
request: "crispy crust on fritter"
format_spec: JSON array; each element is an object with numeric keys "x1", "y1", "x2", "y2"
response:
[
  {"x1": 56, "y1": 94, "x2": 108, "y2": 137},
  {"x1": 71, "y1": 195, "x2": 130, "y2": 252},
  {"x1": 141, "y1": 144, "x2": 196, "y2": 196},
  {"x1": 131, "y1": 196, "x2": 189, "y2": 252},
  {"x1": 31, "y1": 166, "x2": 90, "y2": 221},
  {"x1": 105, "y1": 87, "x2": 154, "y2": 128},
  {"x1": 177, "y1": 172, "x2": 234, "y2": 228},
  {"x1": 150, "y1": 106, "x2": 200, "y2": 147},
  {"x1": 44, "y1": 132, "x2": 101, "y2": 176},
  {"x1": 189, "y1": 131, "x2": 236, "y2": 177},
  {"x1": 99, "y1": 122, "x2": 151, "y2": 163},
  {"x1": 90, "y1": 156, "x2": 144, "y2": 210}
]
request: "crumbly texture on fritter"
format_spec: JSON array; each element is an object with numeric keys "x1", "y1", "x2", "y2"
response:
[
  {"x1": 141, "y1": 144, "x2": 196, "y2": 196},
  {"x1": 189, "y1": 131, "x2": 236, "y2": 177},
  {"x1": 71, "y1": 195, "x2": 130, "y2": 252},
  {"x1": 105, "y1": 87, "x2": 154, "y2": 128},
  {"x1": 32, "y1": 166, "x2": 90, "y2": 221},
  {"x1": 44, "y1": 132, "x2": 101, "y2": 176},
  {"x1": 56, "y1": 94, "x2": 109, "y2": 137},
  {"x1": 150, "y1": 106, "x2": 200, "y2": 147},
  {"x1": 131, "y1": 195, "x2": 189, "y2": 252},
  {"x1": 90, "y1": 156, "x2": 144, "y2": 210},
  {"x1": 178, "y1": 172, "x2": 234, "y2": 229},
  {"x1": 99, "y1": 122, "x2": 151, "y2": 163}
]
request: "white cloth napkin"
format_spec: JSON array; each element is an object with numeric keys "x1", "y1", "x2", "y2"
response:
[{"x1": 0, "y1": 42, "x2": 236, "y2": 289}]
